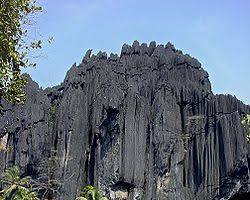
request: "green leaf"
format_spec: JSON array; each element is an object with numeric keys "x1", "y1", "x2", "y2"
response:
[
  {"x1": 100, "y1": 198, "x2": 109, "y2": 200},
  {"x1": 0, "y1": 166, "x2": 40, "y2": 200},
  {"x1": 76, "y1": 197, "x2": 88, "y2": 200}
]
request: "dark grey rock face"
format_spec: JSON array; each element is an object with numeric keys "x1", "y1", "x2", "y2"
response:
[{"x1": 0, "y1": 41, "x2": 250, "y2": 200}]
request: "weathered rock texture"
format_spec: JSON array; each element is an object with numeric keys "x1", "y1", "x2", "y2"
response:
[{"x1": 0, "y1": 41, "x2": 250, "y2": 200}]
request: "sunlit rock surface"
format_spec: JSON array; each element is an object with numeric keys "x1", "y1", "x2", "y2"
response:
[{"x1": 1, "y1": 41, "x2": 250, "y2": 200}]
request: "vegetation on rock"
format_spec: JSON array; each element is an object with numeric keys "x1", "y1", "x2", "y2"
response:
[
  {"x1": 0, "y1": 0, "x2": 49, "y2": 108},
  {"x1": 76, "y1": 185, "x2": 109, "y2": 200},
  {"x1": 0, "y1": 166, "x2": 39, "y2": 200},
  {"x1": 242, "y1": 114, "x2": 250, "y2": 142},
  {"x1": 0, "y1": 166, "x2": 109, "y2": 200}
]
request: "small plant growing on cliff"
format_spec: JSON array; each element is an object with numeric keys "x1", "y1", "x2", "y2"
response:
[
  {"x1": 0, "y1": 142, "x2": 6, "y2": 152},
  {"x1": 241, "y1": 114, "x2": 250, "y2": 142},
  {"x1": 50, "y1": 104, "x2": 57, "y2": 115},
  {"x1": 76, "y1": 185, "x2": 109, "y2": 200},
  {"x1": 0, "y1": 166, "x2": 40, "y2": 200},
  {"x1": 0, "y1": 134, "x2": 8, "y2": 152}
]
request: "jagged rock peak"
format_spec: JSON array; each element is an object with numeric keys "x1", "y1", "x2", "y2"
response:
[
  {"x1": 81, "y1": 41, "x2": 183, "y2": 63},
  {"x1": 82, "y1": 49, "x2": 92, "y2": 63},
  {"x1": 22, "y1": 73, "x2": 41, "y2": 90},
  {"x1": 109, "y1": 53, "x2": 119, "y2": 62},
  {"x1": 96, "y1": 51, "x2": 108, "y2": 60},
  {"x1": 165, "y1": 42, "x2": 176, "y2": 51},
  {"x1": 120, "y1": 40, "x2": 177, "y2": 57}
]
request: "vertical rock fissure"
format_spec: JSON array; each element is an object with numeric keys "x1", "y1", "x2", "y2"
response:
[
  {"x1": 218, "y1": 122, "x2": 226, "y2": 175},
  {"x1": 12, "y1": 127, "x2": 20, "y2": 165},
  {"x1": 179, "y1": 90, "x2": 186, "y2": 134},
  {"x1": 132, "y1": 96, "x2": 138, "y2": 183},
  {"x1": 178, "y1": 89, "x2": 188, "y2": 136},
  {"x1": 89, "y1": 133, "x2": 97, "y2": 186},
  {"x1": 85, "y1": 97, "x2": 94, "y2": 185},
  {"x1": 87, "y1": 122, "x2": 95, "y2": 185},
  {"x1": 192, "y1": 135, "x2": 202, "y2": 192},
  {"x1": 183, "y1": 161, "x2": 186, "y2": 187},
  {"x1": 121, "y1": 113, "x2": 126, "y2": 178},
  {"x1": 143, "y1": 122, "x2": 151, "y2": 197}
]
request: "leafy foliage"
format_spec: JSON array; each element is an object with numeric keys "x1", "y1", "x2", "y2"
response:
[
  {"x1": 242, "y1": 114, "x2": 250, "y2": 142},
  {"x1": 0, "y1": 143, "x2": 4, "y2": 151},
  {"x1": 0, "y1": 0, "x2": 43, "y2": 106},
  {"x1": 0, "y1": 135, "x2": 7, "y2": 152},
  {"x1": 76, "y1": 185, "x2": 109, "y2": 200},
  {"x1": 50, "y1": 104, "x2": 57, "y2": 115},
  {"x1": 0, "y1": 166, "x2": 40, "y2": 200},
  {"x1": 0, "y1": 167, "x2": 109, "y2": 200}
]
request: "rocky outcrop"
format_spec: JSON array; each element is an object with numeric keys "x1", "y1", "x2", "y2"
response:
[{"x1": 0, "y1": 41, "x2": 250, "y2": 200}]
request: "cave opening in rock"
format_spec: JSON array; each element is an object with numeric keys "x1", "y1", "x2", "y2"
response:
[{"x1": 99, "y1": 106, "x2": 120, "y2": 158}]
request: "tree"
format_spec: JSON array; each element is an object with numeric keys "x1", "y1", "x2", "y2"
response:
[
  {"x1": 76, "y1": 185, "x2": 109, "y2": 200},
  {"x1": 0, "y1": 166, "x2": 40, "y2": 200},
  {"x1": 0, "y1": 0, "x2": 43, "y2": 107}
]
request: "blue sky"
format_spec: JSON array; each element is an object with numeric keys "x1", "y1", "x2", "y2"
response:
[{"x1": 26, "y1": 0, "x2": 250, "y2": 104}]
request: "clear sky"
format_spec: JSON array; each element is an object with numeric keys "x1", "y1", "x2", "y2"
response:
[{"x1": 26, "y1": 0, "x2": 250, "y2": 104}]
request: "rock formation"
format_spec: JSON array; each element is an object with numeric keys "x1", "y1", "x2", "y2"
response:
[{"x1": 0, "y1": 41, "x2": 250, "y2": 200}]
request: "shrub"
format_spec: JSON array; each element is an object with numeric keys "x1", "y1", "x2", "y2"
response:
[
  {"x1": 76, "y1": 185, "x2": 109, "y2": 200},
  {"x1": 0, "y1": 166, "x2": 39, "y2": 200},
  {"x1": 242, "y1": 114, "x2": 250, "y2": 142}
]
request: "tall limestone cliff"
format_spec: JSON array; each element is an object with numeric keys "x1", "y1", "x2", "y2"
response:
[{"x1": 0, "y1": 41, "x2": 250, "y2": 200}]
